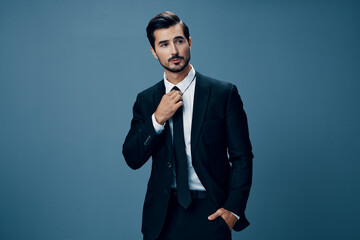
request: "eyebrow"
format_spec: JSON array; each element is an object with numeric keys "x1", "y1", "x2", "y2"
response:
[
  {"x1": 174, "y1": 36, "x2": 185, "y2": 40},
  {"x1": 158, "y1": 40, "x2": 169, "y2": 46},
  {"x1": 157, "y1": 36, "x2": 185, "y2": 46}
]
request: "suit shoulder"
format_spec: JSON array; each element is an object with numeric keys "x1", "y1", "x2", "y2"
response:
[{"x1": 197, "y1": 72, "x2": 235, "y2": 92}]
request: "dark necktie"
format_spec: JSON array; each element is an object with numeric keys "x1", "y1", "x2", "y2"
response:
[{"x1": 172, "y1": 86, "x2": 192, "y2": 209}]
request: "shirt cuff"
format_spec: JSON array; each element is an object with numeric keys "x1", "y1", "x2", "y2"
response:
[
  {"x1": 152, "y1": 113, "x2": 165, "y2": 134},
  {"x1": 230, "y1": 211, "x2": 240, "y2": 220}
]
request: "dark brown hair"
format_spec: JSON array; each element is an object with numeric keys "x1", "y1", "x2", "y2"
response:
[{"x1": 146, "y1": 11, "x2": 190, "y2": 50}]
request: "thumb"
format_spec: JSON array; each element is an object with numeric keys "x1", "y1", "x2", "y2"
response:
[{"x1": 208, "y1": 209, "x2": 223, "y2": 220}]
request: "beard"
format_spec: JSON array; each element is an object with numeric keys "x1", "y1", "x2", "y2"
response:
[{"x1": 157, "y1": 51, "x2": 191, "y2": 73}]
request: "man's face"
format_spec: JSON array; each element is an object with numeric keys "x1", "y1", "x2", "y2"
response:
[{"x1": 151, "y1": 23, "x2": 191, "y2": 73}]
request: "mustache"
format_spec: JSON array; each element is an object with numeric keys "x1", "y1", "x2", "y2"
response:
[{"x1": 168, "y1": 55, "x2": 184, "y2": 62}]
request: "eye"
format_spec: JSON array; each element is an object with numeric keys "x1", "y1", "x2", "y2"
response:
[
  {"x1": 176, "y1": 39, "x2": 184, "y2": 44},
  {"x1": 160, "y1": 43, "x2": 168, "y2": 47}
]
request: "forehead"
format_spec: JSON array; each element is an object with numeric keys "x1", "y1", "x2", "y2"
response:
[{"x1": 153, "y1": 23, "x2": 185, "y2": 43}]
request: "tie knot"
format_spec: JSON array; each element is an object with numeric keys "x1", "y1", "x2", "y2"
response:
[{"x1": 171, "y1": 86, "x2": 180, "y2": 92}]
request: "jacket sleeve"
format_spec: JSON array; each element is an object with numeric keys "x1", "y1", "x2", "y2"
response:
[
  {"x1": 122, "y1": 93, "x2": 163, "y2": 170},
  {"x1": 222, "y1": 85, "x2": 253, "y2": 231}
]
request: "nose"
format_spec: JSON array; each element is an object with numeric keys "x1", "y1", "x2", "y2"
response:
[{"x1": 170, "y1": 43, "x2": 178, "y2": 55}]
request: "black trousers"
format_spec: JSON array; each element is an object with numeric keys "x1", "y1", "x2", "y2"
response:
[{"x1": 144, "y1": 190, "x2": 232, "y2": 240}]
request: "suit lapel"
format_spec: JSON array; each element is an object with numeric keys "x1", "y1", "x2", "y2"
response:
[
  {"x1": 153, "y1": 80, "x2": 173, "y2": 155},
  {"x1": 153, "y1": 80, "x2": 165, "y2": 106},
  {"x1": 191, "y1": 72, "x2": 210, "y2": 155}
]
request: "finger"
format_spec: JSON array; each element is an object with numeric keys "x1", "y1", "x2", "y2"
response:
[
  {"x1": 169, "y1": 92, "x2": 182, "y2": 101},
  {"x1": 171, "y1": 94, "x2": 182, "y2": 104},
  {"x1": 164, "y1": 91, "x2": 174, "y2": 98},
  {"x1": 174, "y1": 100, "x2": 183, "y2": 110},
  {"x1": 208, "y1": 209, "x2": 223, "y2": 220}
]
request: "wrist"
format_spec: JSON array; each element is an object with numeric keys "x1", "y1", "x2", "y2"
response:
[
  {"x1": 154, "y1": 112, "x2": 165, "y2": 125},
  {"x1": 152, "y1": 113, "x2": 165, "y2": 134}
]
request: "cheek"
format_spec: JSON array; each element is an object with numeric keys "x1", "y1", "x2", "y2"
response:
[
  {"x1": 159, "y1": 55, "x2": 168, "y2": 63},
  {"x1": 181, "y1": 47, "x2": 190, "y2": 57},
  {"x1": 156, "y1": 51, "x2": 168, "y2": 61}
]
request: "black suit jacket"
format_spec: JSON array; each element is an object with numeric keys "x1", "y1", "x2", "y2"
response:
[{"x1": 123, "y1": 72, "x2": 253, "y2": 239}]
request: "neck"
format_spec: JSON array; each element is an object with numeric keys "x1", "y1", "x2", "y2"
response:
[{"x1": 165, "y1": 64, "x2": 192, "y2": 85}]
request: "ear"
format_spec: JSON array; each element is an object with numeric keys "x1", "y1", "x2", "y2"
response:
[
  {"x1": 150, "y1": 46, "x2": 158, "y2": 59},
  {"x1": 188, "y1": 37, "x2": 192, "y2": 49}
]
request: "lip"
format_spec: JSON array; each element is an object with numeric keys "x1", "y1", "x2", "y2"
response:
[{"x1": 171, "y1": 58, "x2": 182, "y2": 63}]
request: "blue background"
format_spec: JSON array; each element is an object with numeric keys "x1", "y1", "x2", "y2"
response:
[{"x1": 1, "y1": 0, "x2": 359, "y2": 239}]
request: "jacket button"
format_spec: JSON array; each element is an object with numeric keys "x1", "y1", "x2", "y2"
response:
[{"x1": 167, "y1": 162, "x2": 172, "y2": 168}]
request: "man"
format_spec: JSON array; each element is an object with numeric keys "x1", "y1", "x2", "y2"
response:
[{"x1": 123, "y1": 11, "x2": 253, "y2": 240}]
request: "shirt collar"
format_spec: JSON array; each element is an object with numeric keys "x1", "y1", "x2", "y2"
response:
[{"x1": 164, "y1": 65, "x2": 196, "y2": 93}]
